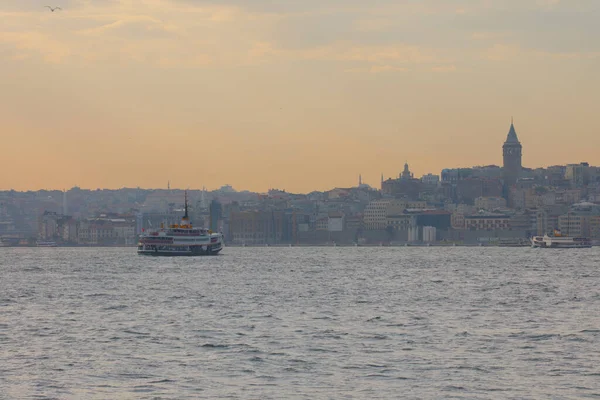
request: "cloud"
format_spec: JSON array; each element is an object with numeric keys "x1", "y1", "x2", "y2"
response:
[
  {"x1": 482, "y1": 42, "x2": 600, "y2": 62},
  {"x1": 483, "y1": 44, "x2": 522, "y2": 61},
  {"x1": 535, "y1": 0, "x2": 561, "y2": 10},
  {"x1": 285, "y1": 43, "x2": 445, "y2": 65},
  {"x1": 78, "y1": 15, "x2": 176, "y2": 37},
  {"x1": 431, "y1": 65, "x2": 457, "y2": 72},
  {"x1": 1, "y1": 0, "x2": 599, "y2": 70},
  {"x1": 369, "y1": 65, "x2": 408, "y2": 73},
  {"x1": 0, "y1": 31, "x2": 71, "y2": 63}
]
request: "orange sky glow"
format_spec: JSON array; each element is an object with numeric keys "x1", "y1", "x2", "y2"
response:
[{"x1": 1, "y1": 0, "x2": 599, "y2": 192}]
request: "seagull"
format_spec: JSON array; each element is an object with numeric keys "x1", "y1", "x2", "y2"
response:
[{"x1": 45, "y1": 6, "x2": 62, "y2": 12}]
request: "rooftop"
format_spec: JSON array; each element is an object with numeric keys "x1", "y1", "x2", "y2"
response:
[{"x1": 505, "y1": 122, "x2": 520, "y2": 144}]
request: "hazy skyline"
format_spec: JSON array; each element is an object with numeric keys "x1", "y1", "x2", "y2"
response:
[{"x1": 1, "y1": 0, "x2": 599, "y2": 192}]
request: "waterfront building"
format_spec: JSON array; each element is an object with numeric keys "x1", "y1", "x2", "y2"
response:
[
  {"x1": 363, "y1": 200, "x2": 392, "y2": 230},
  {"x1": 558, "y1": 213, "x2": 589, "y2": 237},
  {"x1": 509, "y1": 210, "x2": 538, "y2": 235},
  {"x1": 451, "y1": 212, "x2": 466, "y2": 230},
  {"x1": 77, "y1": 216, "x2": 136, "y2": 245},
  {"x1": 228, "y1": 210, "x2": 291, "y2": 244},
  {"x1": 536, "y1": 206, "x2": 565, "y2": 235},
  {"x1": 39, "y1": 211, "x2": 60, "y2": 239},
  {"x1": 364, "y1": 199, "x2": 428, "y2": 230},
  {"x1": 465, "y1": 212, "x2": 511, "y2": 231},
  {"x1": 209, "y1": 199, "x2": 222, "y2": 232},
  {"x1": 315, "y1": 217, "x2": 329, "y2": 231},
  {"x1": 423, "y1": 226, "x2": 437, "y2": 243},
  {"x1": 327, "y1": 212, "x2": 344, "y2": 232},
  {"x1": 345, "y1": 215, "x2": 363, "y2": 231},
  {"x1": 385, "y1": 213, "x2": 413, "y2": 231},
  {"x1": 412, "y1": 210, "x2": 452, "y2": 231},
  {"x1": 590, "y1": 216, "x2": 600, "y2": 239}
]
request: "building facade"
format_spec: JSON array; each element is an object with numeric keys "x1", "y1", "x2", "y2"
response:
[
  {"x1": 475, "y1": 196, "x2": 507, "y2": 211},
  {"x1": 465, "y1": 213, "x2": 511, "y2": 231}
]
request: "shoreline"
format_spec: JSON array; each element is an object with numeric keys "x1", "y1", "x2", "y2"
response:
[{"x1": 2, "y1": 243, "x2": 538, "y2": 248}]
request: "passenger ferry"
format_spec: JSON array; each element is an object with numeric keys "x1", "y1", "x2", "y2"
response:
[
  {"x1": 137, "y1": 192, "x2": 224, "y2": 256},
  {"x1": 531, "y1": 229, "x2": 592, "y2": 249}
]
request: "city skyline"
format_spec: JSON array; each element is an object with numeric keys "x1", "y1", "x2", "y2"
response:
[
  {"x1": 2, "y1": 0, "x2": 600, "y2": 192},
  {"x1": 1, "y1": 119, "x2": 598, "y2": 193}
]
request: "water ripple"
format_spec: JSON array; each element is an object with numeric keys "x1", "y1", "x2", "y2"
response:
[{"x1": 0, "y1": 246, "x2": 599, "y2": 399}]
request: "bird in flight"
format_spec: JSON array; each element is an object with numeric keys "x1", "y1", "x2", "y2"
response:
[{"x1": 45, "y1": 6, "x2": 62, "y2": 12}]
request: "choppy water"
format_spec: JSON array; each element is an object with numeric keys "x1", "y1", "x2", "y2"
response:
[{"x1": 1, "y1": 247, "x2": 600, "y2": 399}]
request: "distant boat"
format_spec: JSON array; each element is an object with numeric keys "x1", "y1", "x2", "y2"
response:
[
  {"x1": 498, "y1": 238, "x2": 531, "y2": 247},
  {"x1": 37, "y1": 240, "x2": 58, "y2": 247},
  {"x1": 1, "y1": 237, "x2": 20, "y2": 247}
]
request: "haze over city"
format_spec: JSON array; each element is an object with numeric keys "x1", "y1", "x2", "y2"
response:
[{"x1": 1, "y1": 0, "x2": 599, "y2": 192}]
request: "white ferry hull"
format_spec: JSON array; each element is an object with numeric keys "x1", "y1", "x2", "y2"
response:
[{"x1": 531, "y1": 235, "x2": 592, "y2": 248}]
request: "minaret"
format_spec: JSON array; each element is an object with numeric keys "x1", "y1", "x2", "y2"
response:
[
  {"x1": 62, "y1": 190, "x2": 68, "y2": 215},
  {"x1": 502, "y1": 119, "x2": 523, "y2": 187},
  {"x1": 358, "y1": 174, "x2": 362, "y2": 186},
  {"x1": 201, "y1": 186, "x2": 207, "y2": 209}
]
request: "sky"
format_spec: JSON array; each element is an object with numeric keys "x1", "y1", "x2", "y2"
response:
[{"x1": 1, "y1": 0, "x2": 599, "y2": 193}]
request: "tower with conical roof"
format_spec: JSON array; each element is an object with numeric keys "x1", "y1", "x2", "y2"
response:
[{"x1": 502, "y1": 119, "x2": 522, "y2": 187}]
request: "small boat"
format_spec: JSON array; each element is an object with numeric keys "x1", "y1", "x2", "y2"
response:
[
  {"x1": 1, "y1": 237, "x2": 20, "y2": 247},
  {"x1": 498, "y1": 238, "x2": 531, "y2": 247},
  {"x1": 37, "y1": 240, "x2": 58, "y2": 247},
  {"x1": 531, "y1": 229, "x2": 592, "y2": 249},
  {"x1": 137, "y1": 192, "x2": 224, "y2": 256}
]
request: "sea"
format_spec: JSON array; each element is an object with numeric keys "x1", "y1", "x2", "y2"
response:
[{"x1": 1, "y1": 247, "x2": 599, "y2": 399}]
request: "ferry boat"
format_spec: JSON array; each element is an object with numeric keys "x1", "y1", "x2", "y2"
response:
[
  {"x1": 531, "y1": 229, "x2": 592, "y2": 249},
  {"x1": 137, "y1": 192, "x2": 224, "y2": 256}
]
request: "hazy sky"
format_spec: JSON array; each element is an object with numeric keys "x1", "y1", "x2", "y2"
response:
[{"x1": 1, "y1": 0, "x2": 599, "y2": 192}]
